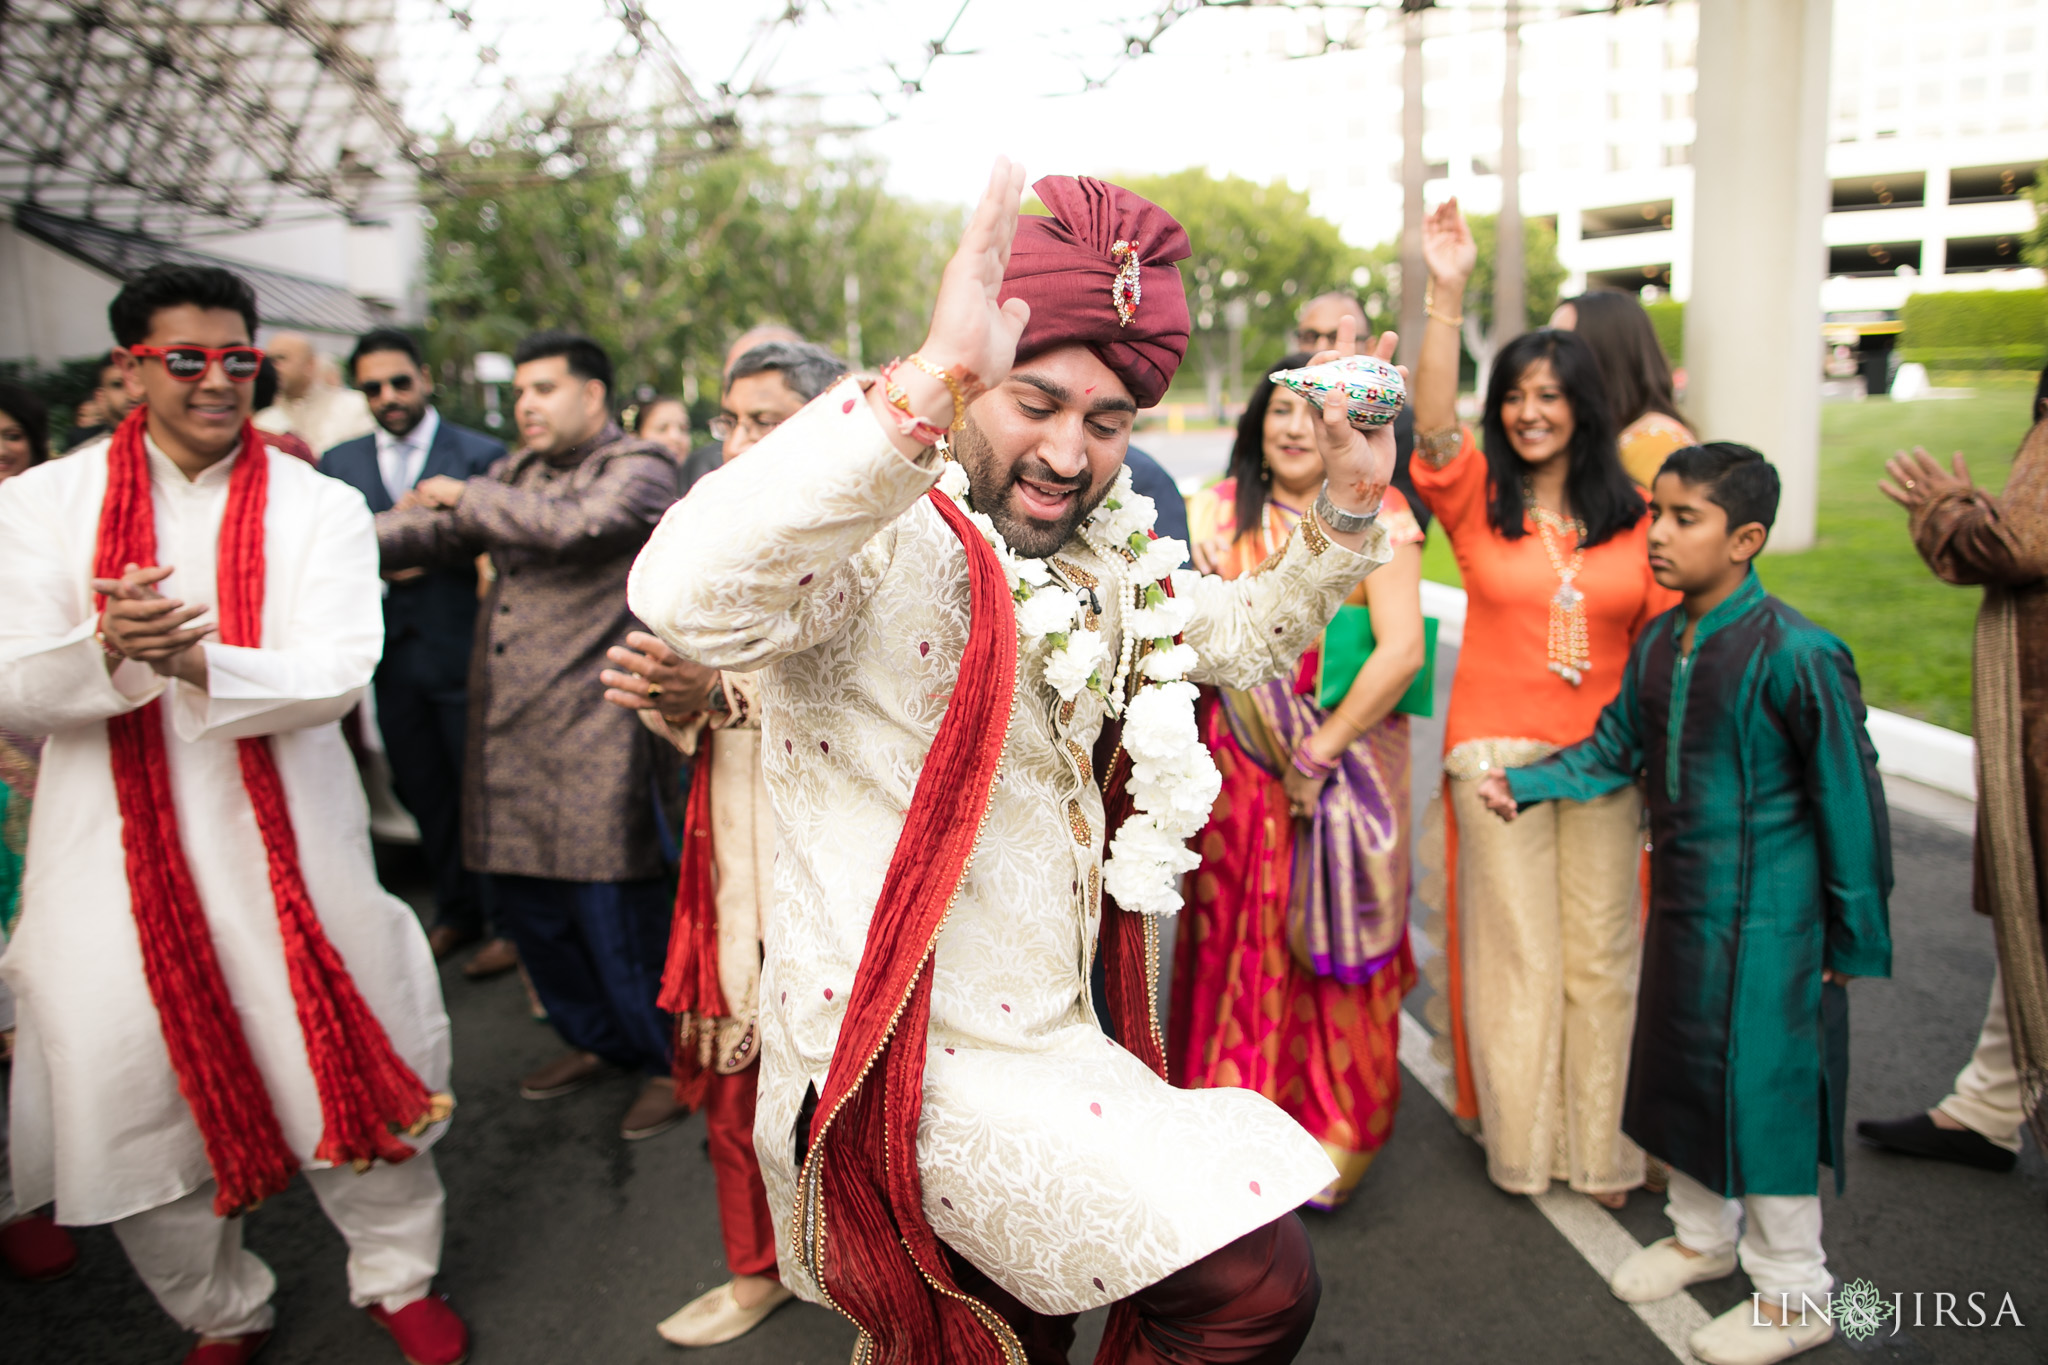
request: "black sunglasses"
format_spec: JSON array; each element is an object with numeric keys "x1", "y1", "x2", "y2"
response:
[{"x1": 358, "y1": 374, "x2": 418, "y2": 398}]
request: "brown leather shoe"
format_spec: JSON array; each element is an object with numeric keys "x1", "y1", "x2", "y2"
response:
[
  {"x1": 426, "y1": 925, "x2": 477, "y2": 962},
  {"x1": 519, "y1": 1050, "x2": 606, "y2": 1100},
  {"x1": 461, "y1": 937, "x2": 519, "y2": 980},
  {"x1": 621, "y1": 1075, "x2": 685, "y2": 1141}
]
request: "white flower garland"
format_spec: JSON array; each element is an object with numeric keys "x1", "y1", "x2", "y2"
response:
[{"x1": 935, "y1": 459, "x2": 1221, "y2": 916}]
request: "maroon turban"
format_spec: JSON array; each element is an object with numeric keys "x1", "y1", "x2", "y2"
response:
[{"x1": 1000, "y1": 175, "x2": 1192, "y2": 409}]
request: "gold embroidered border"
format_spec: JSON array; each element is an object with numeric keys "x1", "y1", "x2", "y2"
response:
[
  {"x1": 1050, "y1": 557, "x2": 1099, "y2": 589},
  {"x1": 1066, "y1": 798, "x2": 1091, "y2": 847},
  {"x1": 1443, "y1": 737, "x2": 1561, "y2": 783},
  {"x1": 1300, "y1": 510, "x2": 1330, "y2": 556}
]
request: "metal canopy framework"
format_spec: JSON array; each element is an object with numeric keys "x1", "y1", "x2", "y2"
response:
[{"x1": 0, "y1": 0, "x2": 428, "y2": 239}]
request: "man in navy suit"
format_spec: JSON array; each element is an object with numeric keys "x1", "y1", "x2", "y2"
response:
[{"x1": 321, "y1": 329, "x2": 508, "y2": 971}]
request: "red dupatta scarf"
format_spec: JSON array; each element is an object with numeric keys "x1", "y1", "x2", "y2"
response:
[
  {"x1": 95, "y1": 408, "x2": 448, "y2": 1216},
  {"x1": 793, "y1": 488, "x2": 1167, "y2": 1365}
]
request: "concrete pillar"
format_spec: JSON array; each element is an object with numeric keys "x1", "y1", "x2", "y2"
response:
[
  {"x1": 1397, "y1": 8, "x2": 1428, "y2": 367},
  {"x1": 1684, "y1": 0, "x2": 1833, "y2": 551},
  {"x1": 1922, "y1": 164, "x2": 1949, "y2": 281}
]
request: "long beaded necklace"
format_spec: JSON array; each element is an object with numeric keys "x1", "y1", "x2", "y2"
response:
[{"x1": 1523, "y1": 474, "x2": 1590, "y2": 686}]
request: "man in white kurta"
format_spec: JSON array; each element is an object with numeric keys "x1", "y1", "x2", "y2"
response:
[
  {"x1": 0, "y1": 265, "x2": 457, "y2": 1364},
  {"x1": 630, "y1": 166, "x2": 1400, "y2": 1361}
]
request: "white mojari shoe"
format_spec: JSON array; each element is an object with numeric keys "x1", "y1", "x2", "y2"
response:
[
  {"x1": 655, "y1": 1279, "x2": 794, "y2": 1347},
  {"x1": 1609, "y1": 1236, "x2": 1737, "y2": 1303},
  {"x1": 1688, "y1": 1299, "x2": 1835, "y2": 1365}
]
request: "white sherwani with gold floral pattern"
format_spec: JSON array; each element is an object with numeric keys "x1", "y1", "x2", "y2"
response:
[{"x1": 629, "y1": 379, "x2": 1388, "y2": 1315}]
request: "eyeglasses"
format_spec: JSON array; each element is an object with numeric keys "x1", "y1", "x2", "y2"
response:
[
  {"x1": 708, "y1": 412, "x2": 785, "y2": 442},
  {"x1": 358, "y1": 375, "x2": 417, "y2": 398},
  {"x1": 128, "y1": 345, "x2": 264, "y2": 383},
  {"x1": 1295, "y1": 327, "x2": 1342, "y2": 350}
]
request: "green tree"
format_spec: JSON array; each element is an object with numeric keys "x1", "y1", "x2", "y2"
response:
[
  {"x1": 1452, "y1": 211, "x2": 1567, "y2": 341},
  {"x1": 422, "y1": 96, "x2": 961, "y2": 428},
  {"x1": 1111, "y1": 170, "x2": 1362, "y2": 408}
]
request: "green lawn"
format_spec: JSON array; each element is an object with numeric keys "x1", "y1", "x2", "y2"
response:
[{"x1": 1420, "y1": 374, "x2": 2041, "y2": 733}]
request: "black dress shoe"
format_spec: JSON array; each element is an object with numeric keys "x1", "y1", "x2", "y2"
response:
[{"x1": 1855, "y1": 1112, "x2": 2018, "y2": 1172}]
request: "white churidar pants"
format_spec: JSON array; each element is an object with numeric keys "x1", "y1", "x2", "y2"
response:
[
  {"x1": 1936, "y1": 966, "x2": 2026, "y2": 1153},
  {"x1": 1665, "y1": 1166, "x2": 1830, "y2": 1301},
  {"x1": 110, "y1": 1153, "x2": 445, "y2": 1337}
]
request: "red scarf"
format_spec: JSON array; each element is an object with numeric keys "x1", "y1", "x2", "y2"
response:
[
  {"x1": 795, "y1": 489, "x2": 1167, "y2": 1364},
  {"x1": 660, "y1": 739, "x2": 724, "y2": 1108},
  {"x1": 96, "y1": 408, "x2": 448, "y2": 1216}
]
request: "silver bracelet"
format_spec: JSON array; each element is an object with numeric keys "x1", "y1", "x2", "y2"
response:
[{"x1": 1315, "y1": 483, "x2": 1380, "y2": 535}]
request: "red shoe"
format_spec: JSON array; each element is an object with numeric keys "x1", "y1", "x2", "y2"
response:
[
  {"x1": 182, "y1": 1331, "x2": 271, "y2": 1364},
  {"x1": 0, "y1": 1213, "x2": 79, "y2": 1281},
  {"x1": 368, "y1": 1294, "x2": 469, "y2": 1365}
]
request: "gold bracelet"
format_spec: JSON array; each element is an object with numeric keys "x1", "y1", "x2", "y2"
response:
[
  {"x1": 903, "y1": 354, "x2": 983, "y2": 434},
  {"x1": 1423, "y1": 282, "x2": 1464, "y2": 327}
]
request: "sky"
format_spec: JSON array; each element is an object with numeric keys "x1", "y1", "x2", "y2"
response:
[{"x1": 392, "y1": 0, "x2": 1362, "y2": 226}]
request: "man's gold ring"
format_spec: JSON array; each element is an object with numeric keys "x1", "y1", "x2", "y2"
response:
[
  {"x1": 645, "y1": 682, "x2": 663, "y2": 698},
  {"x1": 1904, "y1": 480, "x2": 1916, "y2": 489}
]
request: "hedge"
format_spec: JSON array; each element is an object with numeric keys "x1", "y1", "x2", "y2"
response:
[
  {"x1": 1900, "y1": 288, "x2": 2047, "y2": 371},
  {"x1": 1643, "y1": 299, "x2": 1684, "y2": 366}
]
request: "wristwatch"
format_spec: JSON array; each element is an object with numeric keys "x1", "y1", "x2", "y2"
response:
[{"x1": 1314, "y1": 483, "x2": 1380, "y2": 535}]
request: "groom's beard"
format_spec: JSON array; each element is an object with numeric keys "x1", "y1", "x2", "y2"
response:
[{"x1": 952, "y1": 418, "x2": 1115, "y2": 560}]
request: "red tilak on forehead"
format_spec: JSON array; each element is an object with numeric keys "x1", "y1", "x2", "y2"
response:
[{"x1": 1084, "y1": 385, "x2": 1096, "y2": 394}]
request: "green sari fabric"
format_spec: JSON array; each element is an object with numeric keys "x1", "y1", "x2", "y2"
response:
[{"x1": 1508, "y1": 572, "x2": 1893, "y2": 1196}]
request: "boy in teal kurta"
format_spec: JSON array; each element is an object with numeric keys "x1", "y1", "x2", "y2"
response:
[{"x1": 1479, "y1": 443, "x2": 1892, "y2": 1365}]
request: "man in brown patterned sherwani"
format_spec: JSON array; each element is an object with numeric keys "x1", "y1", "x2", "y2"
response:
[
  {"x1": 377, "y1": 330, "x2": 687, "y2": 1143},
  {"x1": 1860, "y1": 371, "x2": 2048, "y2": 1171}
]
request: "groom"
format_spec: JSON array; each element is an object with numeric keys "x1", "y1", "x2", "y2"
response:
[{"x1": 630, "y1": 160, "x2": 1398, "y2": 1364}]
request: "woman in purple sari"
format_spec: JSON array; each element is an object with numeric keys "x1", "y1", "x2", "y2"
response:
[{"x1": 1170, "y1": 356, "x2": 1427, "y2": 1209}]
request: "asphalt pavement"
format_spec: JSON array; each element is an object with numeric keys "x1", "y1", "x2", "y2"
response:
[{"x1": 5, "y1": 531, "x2": 2045, "y2": 1363}]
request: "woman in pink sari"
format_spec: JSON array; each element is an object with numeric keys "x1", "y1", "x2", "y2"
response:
[{"x1": 1171, "y1": 354, "x2": 1428, "y2": 1209}]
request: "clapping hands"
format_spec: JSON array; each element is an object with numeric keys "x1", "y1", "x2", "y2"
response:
[{"x1": 92, "y1": 562, "x2": 211, "y2": 686}]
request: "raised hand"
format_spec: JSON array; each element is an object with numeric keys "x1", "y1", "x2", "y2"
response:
[
  {"x1": 1421, "y1": 198, "x2": 1477, "y2": 292},
  {"x1": 1879, "y1": 446, "x2": 1973, "y2": 511},
  {"x1": 1309, "y1": 317, "x2": 1402, "y2": 530},
  {"x1": 915, "y1": 158, "x2": 1031, "y2": 417}
]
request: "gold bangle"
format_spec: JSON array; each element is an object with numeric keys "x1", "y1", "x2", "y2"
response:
[
  {"x1": 904, "y1": 353, "x2": 983, "y2": 434},
  {"x1": 1424, "y1": 282, "x2": 1463, "y2": 327}
]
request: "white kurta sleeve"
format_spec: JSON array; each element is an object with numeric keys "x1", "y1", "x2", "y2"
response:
[
  {"x1": 628, "y1": 377, "x2": 941, "y2": 671},
  {"x1": 1179, "y1": 509, "x2": 1391, "y2": 691},
  {"x1": 169, "y1": 479, "x2": 383, "y2": 743},
  {"x1": 0, "y1": 469, "x2": 167, "y2": 736}
]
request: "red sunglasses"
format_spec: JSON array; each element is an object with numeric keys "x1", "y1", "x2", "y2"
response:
[{"x1": 128, "y1": 345, "x2": 265, "y2": 383}]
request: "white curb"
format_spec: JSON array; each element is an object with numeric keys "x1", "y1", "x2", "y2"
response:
[{"x1": 1420, "y1": 583, "x2": 1976, "y2": 801}]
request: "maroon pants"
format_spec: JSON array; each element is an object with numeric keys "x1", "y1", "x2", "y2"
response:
[
  {"x1": 945, "y1": 1214, "x2": 1320, "y2": 1364},
  {"x1": 704, "y1": 1066, "x2": 778, "y2": 1279}
]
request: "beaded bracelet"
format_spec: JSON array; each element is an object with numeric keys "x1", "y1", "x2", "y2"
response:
[
  {"x1": 876, "y1": 361, "x2": 951, "y2": 447},
  {"x1": 1291, "y1": 741, "x2": 1338, "y2": 781}
]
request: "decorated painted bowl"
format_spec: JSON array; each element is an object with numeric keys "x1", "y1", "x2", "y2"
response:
[{"x1": 1269, "y1": 354, "x2": 1406, "y2": 429}]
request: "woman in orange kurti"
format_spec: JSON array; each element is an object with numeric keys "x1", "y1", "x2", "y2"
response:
[
  {"x1": 1413, "y1": 200, "x2": 1679, "y2": 1204},
  {"x1": 1173, "y1": 355, "x2": 1428, "y2": 1209}
]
